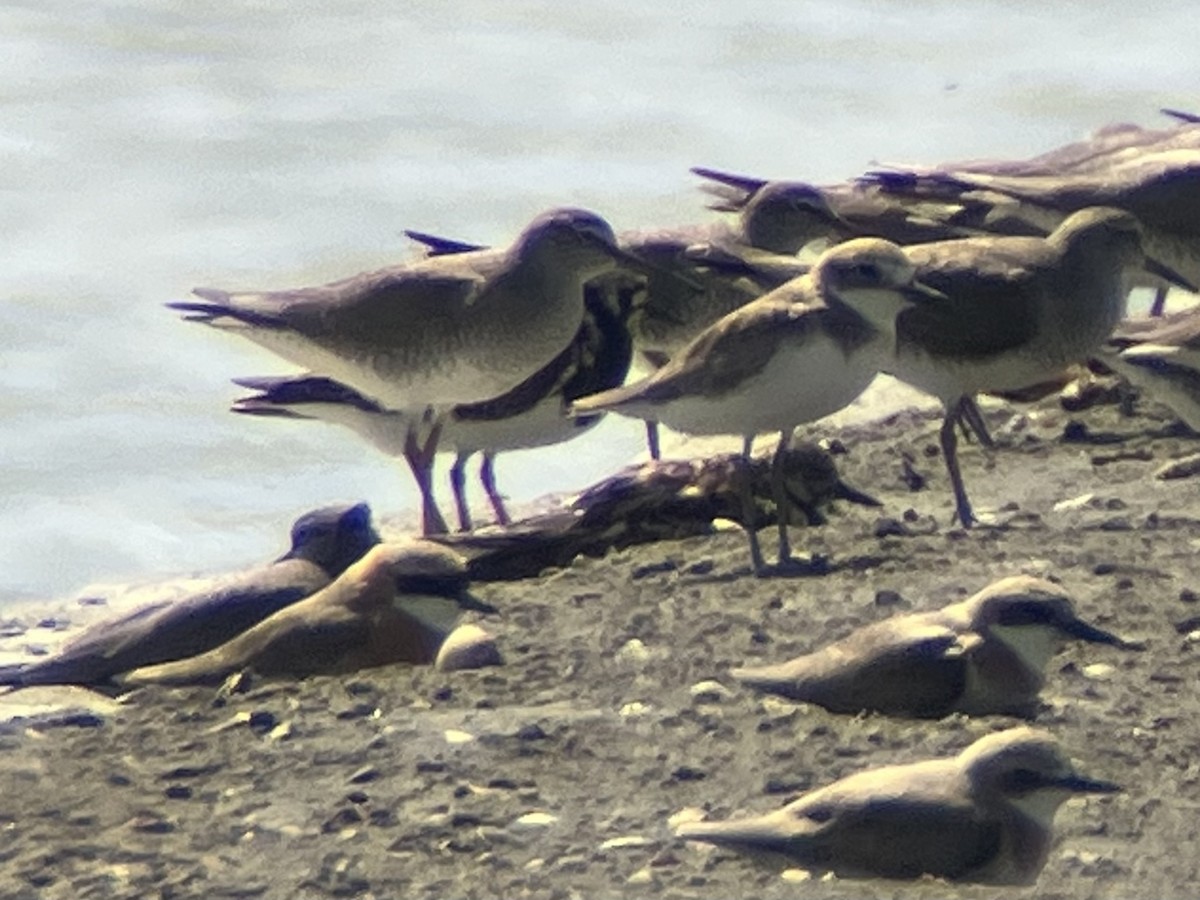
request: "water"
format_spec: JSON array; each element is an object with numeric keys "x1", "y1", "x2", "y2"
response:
[{"x1": 1, "y1": 0, "x2": 1195, "y2": 602}]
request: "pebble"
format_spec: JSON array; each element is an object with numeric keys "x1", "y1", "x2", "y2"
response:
[
  {"x1": 688, "y1": 680, "x2": 731, "y2": 703},
  {"x1": 781, "y1": 868, "x2": 812, "y2": 883},
  {"x1": 1155, "y1": 452, "x2": 1200, "y2": 480},
  {"x1": 1082, "y1": 663, "x2": 1116, "y2": 681},
  {"x1": 444, "y1": 729, "x2": 475, "y2": 745},
  {"x1": 599, "y1": 835, "x2": 654, "y2": 850},
  {"x1": 510, "y1": 811, "x2": 558, "y2": 830},
  {"x1": 435, "y1": 624, "x2": 503, "y2": 672},
  {"x1": 615, "y1": 639, "x2": 651, "y2": 665},
  {"x1": 618, "y1": 701, "x2": 651, "y2": 718}
]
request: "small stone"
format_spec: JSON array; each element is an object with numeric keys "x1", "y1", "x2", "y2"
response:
[
  {"x1": 670, "y1": 765, "x2": 706, "y2": 783},
  {"x1": 268, "y1": 721, "x2": 293, "y2": 741},
  {"x1": 873, "y1": 589, "x2": 903, "y2": 607},
  {"x1": 619, "y1": 701, "x2": 651, "y2": 718},
  {"x1": 435, "y1": 624, "x2": 503, "y2": 672},
  {"x1": 689, "y1": 680, "x2": 731, "y2": 703},
  {"x1": 873, "y1": 517, "x2": 908, "y2": 538},
  {"x1": 1155, "y1": 452, "x2": 1200, "y2": 480},
  {"x1": 1054, "y1": 493, "x2": 1096, "y2": 512},
  {"x1": 627, "y1": 868, "x2": 655, "y2": 885},
  {"x1": 128, "y1": 814, "x2": 173, "y2": 834},
  {"x1": 444, "y1": 729, "x2": 475, "y2": 745},
  {"x1": 1082, "y1": 663, "x2": 1116, "y2": 681},
  {"x1": 515, "y1": 723, "x2": 548, "y2": 741},
  {"x1": 668, "y1": 807, "x2": 707, "y2": 829},
  {"x1": 615, "y1": 639, "x2": 651, "y2": 665},
  {"x1": 1181, "y1": 589, "x2": 1200, "y2": 604},
  {"x1": 510, "y1": 811, "x2": 558, "y2": 830},
  {"x1": 163, "y1": 784, "x2": 192, "y2": 800},
  {"x1": 348, "y1": 766, "x2": 380, "y2": 785},
  {"x1": 781, "y1": 868, "x2": 812, "y2": 882},
  {"x1": 247, "y1": 710, "x2": 277, "y2": 734},
  {"x1": 600, "y1": 835, "x2": 654, "y2": 850}
]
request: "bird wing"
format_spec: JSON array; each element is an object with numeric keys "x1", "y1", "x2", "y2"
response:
[{"x1": 896, "y1": 239, "x2": 1045, "y2": 358}]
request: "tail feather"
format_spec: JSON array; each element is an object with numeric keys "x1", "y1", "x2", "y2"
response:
[{"x1": 166, "y1": 291, "x2": 282, "y2": 328}]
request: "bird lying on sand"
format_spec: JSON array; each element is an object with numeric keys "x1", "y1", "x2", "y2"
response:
[
  {"x1": 675, "y1": 726, "x2": 1120, "y2": 884},
  {"x1": 731, "y1": 574, "x2": 1139, "y2": 718}
]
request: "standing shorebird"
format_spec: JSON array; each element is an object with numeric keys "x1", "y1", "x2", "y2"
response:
[
  {"x1": 833, "y1": 207, "x2": 1185, "y2": 526},
  {"x1": 570, "y1": 238, "x2": 944, "y2": 574},
  {"x1": 675, "y1": 727, "x2": 1120, "y2": 885},
  {"x1": 231, "y1": 279, "x2": 638, "y2": 532},
  {"x1": 730, "y1": 574, "x2": 1137, "y2": 718},
  {"x1": 168, "y1": 207, "x2": 642, "y2": 532},
  {"x1": 864, "y1": 137, "x2": 1200, "y2": 315}
]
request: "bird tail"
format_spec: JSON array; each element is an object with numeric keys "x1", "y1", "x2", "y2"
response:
[{"x1": 166, "y1": 288, "x2": 282, "y2": 328}]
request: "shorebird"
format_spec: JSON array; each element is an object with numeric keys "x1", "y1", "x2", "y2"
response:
[
  {"x1": 675, "y1": 726, "x2": 1120, "y2": 884},
  {"x1": 1100, "y1": 306, "x2": 1200, "y2": 431},
  {"x1": 863, "y1": 136, "x2": 1200, "y2": 316},
  {"x1": 731, "y1": 574, "x2": 1136, "y2": 717},
  {"x1": 120, "y1": 541, "x2": 497, "y2": 687},
  {"x1": 831, "y1": 207, "x2": 1185, "y2": 526},
  {"x1": 0, "y1": 503, "x2": 379, "y2": 689},
  {"x1": 691, "y1": 165, "x2": 1047, "y2": 250},
  {"x1": 406, "y1": 195, "x2": 820, "y2": 461},
  {"x1": 231, "y1": 279, "x2": 638, "y2": 532},
  {"x1": 168, "y1": 208, "x2": 643, "y2": 529},
  {"x1": 569, "y1": 238, "x2": 944, "y2": 573}
]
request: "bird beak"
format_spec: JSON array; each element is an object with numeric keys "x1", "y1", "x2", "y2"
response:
[
  {"x1": 1144, "y1": 256, "x2": 1198, "y2": 294},
  {"x1": 901, "y1": 278, "x2": 949, "y2": 303},
  {"x1": 1060, "y1": 616, "x2": 1141, "y2": 649},
  {"x1": 456, "y1": 589, "x2": 499, "y2": 615},
  {"x1": 1052, "y1": 773, "x2": 1122, "y2": 795}
]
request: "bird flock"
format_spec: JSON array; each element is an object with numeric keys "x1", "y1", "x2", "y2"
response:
[{"x1": 153, "y1": 109, "x2": 1200, "y2": 883}]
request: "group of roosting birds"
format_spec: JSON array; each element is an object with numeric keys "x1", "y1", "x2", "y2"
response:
[
  {"x1": 172, "y1": 109, "x2": 1200, "y2": 578},
  {"x1": 31, "y1": 109, "x2": 1195, "y2": 884}
]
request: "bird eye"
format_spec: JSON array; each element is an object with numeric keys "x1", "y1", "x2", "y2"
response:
[
  {"x1": 853, "y1": 263, "x2": 880, "y2": 281},
  {"x1": 1001, "y1": 767, "x2": 1046, "y2": 794}
]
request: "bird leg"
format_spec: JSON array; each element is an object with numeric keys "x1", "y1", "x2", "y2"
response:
[
  {"x1": 645, "y1": 421, "x2": 662, "y2": 461},
  {"x1": 771, "y1": 429, "x2": 800, "y2": 565},
  {"x1": 403, "y1": 420, "x2": 448, "y2": 536},
  {"x1": 1150, "y1": 285, "x2": 1170, "y2": 317},
  {"x1": 957, "y1": 395, "x2": 995, "y2": 448},
  {"x1": 738, "y1": 434, "x2": 767, "y2": 574},
  {"x1": 479, "y1": 452, "x2": 512, "y2": 526},
  {"x1": 449, "y1": 452, "x2": 473, "y2": 533},
  {"x1": 941, "y1": 399, "x2": 977, "y2": 528}
]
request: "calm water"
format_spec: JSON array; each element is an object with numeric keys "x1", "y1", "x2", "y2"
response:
[{"x1": 1, "y1": 0, "x2": 1195, "y2": 602}]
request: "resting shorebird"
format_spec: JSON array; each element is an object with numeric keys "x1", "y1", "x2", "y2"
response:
[
  {"x1": 1100, "y1": 306, "x2": 1200, "y2": 431},
  {"x1": 120, "y1": 541, "x2": 496, "y2": 686},
  {"x1": 831, "y1": 207, "x2": 1185, "y2": 526},
  {"x1": 675, "y1": 726, "x2": 1120, "y2": 884},
  {"x1": 168, "y1": 207, "x2": 642, "y2": 531},
  {"x1": 570, "y1": 238, "x2": 943, "y2": 574},
  {"x1": 0, "y1": 503, "x2": 379, "y2": 688},
  {"x1": 731, "y1": 574, "x2": 1136, "y2": 718},
  {"x1": 231, "y1": 279, "x2": 638, "y2": 532}
]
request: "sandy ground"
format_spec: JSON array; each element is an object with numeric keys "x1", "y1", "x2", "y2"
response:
[{"x1": 2, "y1": 387, "x2": 1200, "y2": 899}]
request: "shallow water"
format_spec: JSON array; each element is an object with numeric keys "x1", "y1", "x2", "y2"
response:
[{"x1": 1, "y1": 0, "x2": 1195, "y2": 601}]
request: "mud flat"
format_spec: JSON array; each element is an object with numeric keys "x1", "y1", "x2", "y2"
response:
[{"x1": 1, "y1": 391, "x2": 1198, "y2": 898}]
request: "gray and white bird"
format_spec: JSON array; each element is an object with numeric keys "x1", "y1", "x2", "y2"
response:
[
  {"x1": 1100, "y1": 306, "x2": 1200, "y2": 432},
  {"x1": 169, "y1": 207, "x2": 643, "y2": 530},
  {"x1": 231, "y1": 278, "x2": 638, "y2": 533},
  {"x1": 0, "y1": 502, "x2": 379, "y2": 688},
  {"x1": 731, "y1": 574, "x2": 1137, "y2": 718},
  {"x1": 675, "y1": 726, "x2": 1120, "y2": 885},
  {"x1": 832, "y1": 207, "x2": 1185, "y2": 525},
  {"x1": 570, "y1": 238, "x2": 943, "y2": 573}
]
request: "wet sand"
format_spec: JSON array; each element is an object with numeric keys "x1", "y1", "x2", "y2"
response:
[{"x1": 2, "y1": 388, "x2": 1199, "y2": 898}]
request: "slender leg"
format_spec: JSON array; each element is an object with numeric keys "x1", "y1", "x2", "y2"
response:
[
  {"x1": 771, "y1": 429, "x2": 794, "y2": 565},
  {"x1": 450, "y1": 452, "x2": 472, "y2": 533},
  {"x1": 738, "y1": 434, "x2": 766, "y2": 574},
  {"x1": 403, "y1": 420, "x2": 448, "y2": 536},
  {"x1": 941, "y1": 399, "x2": 977, "y2": 528},
  {"x1": 479, "y1": 452, "x2": 511, "y2": 526},
  {"x1": 958, "y1": 395, "x2": 994, "y2": 448},
  {"x1": 646, "y1": 421, "x2": 661, "y2": 461},
  {"x1": 1150, "y1": 285, "x2": 1170, "y2": 317}
]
